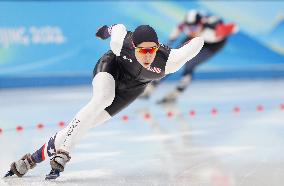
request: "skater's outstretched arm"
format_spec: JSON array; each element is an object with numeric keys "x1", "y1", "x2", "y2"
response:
[
  {"x1": 96, "y1": 24, "x2": 127, "y2": 56},
  {"x1": 109, "y1": 24, "x2": 127, "y2": 56},
  {"x1": 165, "y1": 37, "x2": 204, "y2": 74}
]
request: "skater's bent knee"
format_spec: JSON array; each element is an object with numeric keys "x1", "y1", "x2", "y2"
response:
[
  {"x1": 90, "y1": 91, "x2": 114, "y2": 108},
  {"x1": 92, "y1": 72, "x2": 115, "y2": 88},
  {"x1": 91, "y1": 72, "x2": 115, "y2": 108}
]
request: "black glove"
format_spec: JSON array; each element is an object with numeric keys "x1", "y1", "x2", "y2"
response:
[{"x1": 96, "y1": 25, "x2": 111, "y2": 40}]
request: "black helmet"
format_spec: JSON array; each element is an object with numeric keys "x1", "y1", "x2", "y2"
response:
[{"x1": 132, "y1": 25, "x2": 159, "y2": 47}]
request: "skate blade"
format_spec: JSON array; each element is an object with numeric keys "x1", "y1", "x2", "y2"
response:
[
  {"x1": 45, "y1": 171, "x2": 60, "y2": 180},
  {"x1": 4, "y1": 170, "x2": 14, "y2": 178},
  {"x1": 45, "y1": 175, "x2": 60, "y2": 180},
  {"x1": 157, "y1": 98, "x2": 176, "y2": 105}
]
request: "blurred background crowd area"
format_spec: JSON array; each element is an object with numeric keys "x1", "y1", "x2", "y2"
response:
[{"x1": 0, "y1": 0, "x2": 284, "y2": 88}]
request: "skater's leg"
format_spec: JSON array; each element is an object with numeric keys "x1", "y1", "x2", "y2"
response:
[
  {"x1": 38, "y1": 110, "x2": 111, "y2": 180},
  {"x1": 157, "y1": 72, "x2": 192, "y2": 104},
  {"x1": 46, "y1": 72, "x2": 115, "y2": 173},
  {"x1": 55, "y1": 110, "x2": 111, "y2": 153},
  {"x1": 59, "y1": 72, "x2": 115, "y2": 152},
  {"x1": 158, "y1": 46, "x2": 214, "y2": 104},
  {"x1": 35, "y1": 72, "x2": 115, "y2": 159},
  {"x1": 175, "y1": 43, "x2": 224, "y2": 93},
  {"x1": 45, "y1": 83, "x2": 146, "y2": 179},
  {"x1": 176, "y1": 70, "x2": 193, "y2": 93},
  {"x1": 31, "y1": 110, "x2": 111, "y2": 164},
  {"x1": 6, "y1": 72, "x2": 115, "y2": 177}
]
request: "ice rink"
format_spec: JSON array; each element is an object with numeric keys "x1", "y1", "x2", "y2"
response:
[{"x1": 1, "y1": 79, "x2": 284, "y2": 186}]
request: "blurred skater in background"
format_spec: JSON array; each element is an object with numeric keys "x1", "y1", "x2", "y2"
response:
[{"x1": 141, "y1": 9, "x2": 237, "y2": 104}]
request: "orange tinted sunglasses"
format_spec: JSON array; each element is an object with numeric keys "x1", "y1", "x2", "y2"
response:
[{"x1": 135, "y1": 46, "x2": 159, "y2": 54}]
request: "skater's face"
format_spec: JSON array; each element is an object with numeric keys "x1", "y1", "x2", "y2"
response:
[{"x1": 134, "y1": 42, "x2": 159, "y2": 68}]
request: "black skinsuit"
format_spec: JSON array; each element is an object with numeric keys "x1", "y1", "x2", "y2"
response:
[{"x1": 93, "y1": 32, "x2": 171, "y2": 116}]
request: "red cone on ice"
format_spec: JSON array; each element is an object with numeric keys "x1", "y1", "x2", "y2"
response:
[
  {"x1": 257, "y1": 105, "x2": 264, "y2": 112},
  {"x1": 167, "y1": 111, "x2": 173, "y2": 118},
  {"x1": 211, "y1": 108, "x2": 218, "y2": 115},
  {"x1": 16, "y1": 125, "x2": 23, "y2": 132},
  {"x1": 144, "y1": 113, "x2": 151, "y2": 120},
  {"x1": 189, "y1": 110, "x2": 196, "y2": 117},
  {"x1": 122, "y1": 115, "x2": 129, "y2": 122},
  {"x1": 37, "y1": 123, "x2": 44, "y2": 130},
  {"x1": 234, "y1": 106, "x2": 240, "y2": 113},
  {"x1": 58, "y1": 121, "x2": 65, "y2": 128}
]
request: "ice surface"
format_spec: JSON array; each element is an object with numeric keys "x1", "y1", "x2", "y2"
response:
[{"x1": 1, "y1": 80, "x2": 284, "y2": 185}]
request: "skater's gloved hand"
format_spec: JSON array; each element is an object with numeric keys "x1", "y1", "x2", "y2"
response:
[{"x1": 96, "y1": 25, "x2": 111, "y2": 40}]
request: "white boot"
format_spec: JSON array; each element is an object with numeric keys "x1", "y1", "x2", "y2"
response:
[
  {"x1": 45, "y1": 149, "x2": 71, "y2": 180},
  {"x1": 50, "y1": 149, "x2": 71, "y2": 172},
  {"x1": 7, "y1": 153, "x2": 36, "y2": 177}
]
